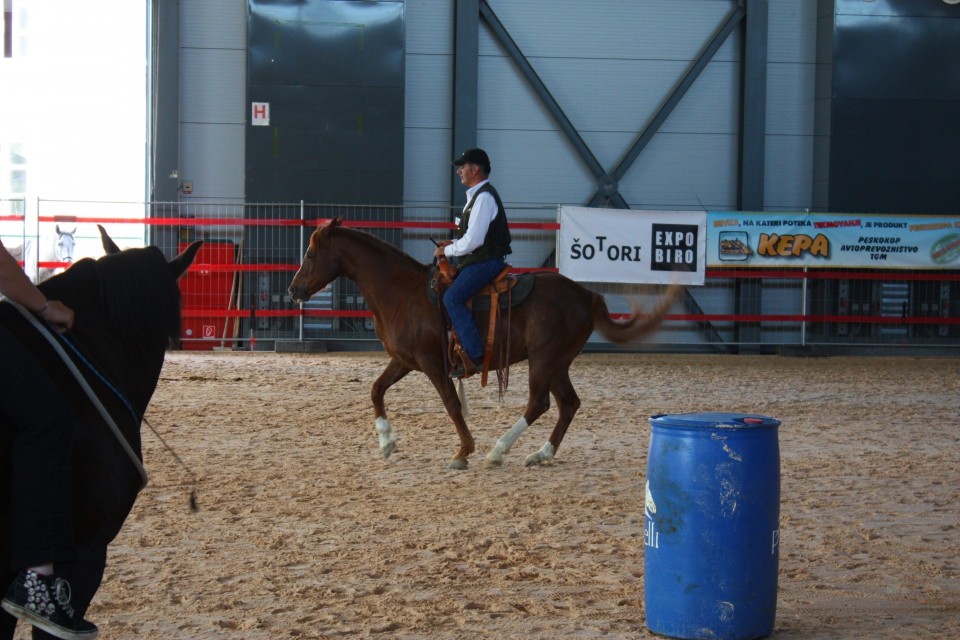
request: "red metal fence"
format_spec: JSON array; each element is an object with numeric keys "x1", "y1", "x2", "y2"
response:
[{"x1": 1, "y1": 199, "x2": 957, "y2": 353}]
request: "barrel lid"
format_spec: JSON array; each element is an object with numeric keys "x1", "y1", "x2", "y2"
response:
[{"x1": 649, "y1": 411, "x2": 780, "y2": 429}]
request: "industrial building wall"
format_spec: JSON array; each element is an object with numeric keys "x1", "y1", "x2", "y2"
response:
[
  {"x1": 172, "y1": 0, "x2": 819, "y2": 213},
  {"x1": 765, "y1": 0, "x2": 818, "y2": 212},
  {"x1": 179, "y1": 0, "x2": 247, "y2": 206},
  {"x1": 245, "y1": 0, "x2": 405, "y2": 205},
  {"x1": 165, "y1": 0, "x2": 823, "y2": 348},
  {"x1": 164, "y1": 0, "x2": 824, "y2": 349},
  {"x1": 817, "y1": 0, "x2": 960, "y2": 215},
  {"x1": 404, "y1": 0, "x2": 819, "y2": 213}
]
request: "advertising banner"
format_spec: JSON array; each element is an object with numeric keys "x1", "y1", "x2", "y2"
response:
[
  {"x1": 558, "y1": 206, "x2": 706, "y2": 285},
  {"x1": 707, "y1": 212, "x2": 960, "y2": 269}
]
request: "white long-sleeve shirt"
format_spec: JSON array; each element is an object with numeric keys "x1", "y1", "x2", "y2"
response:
[{"x1": 444, "y1": 179, "x2": 498, "y2": 258}]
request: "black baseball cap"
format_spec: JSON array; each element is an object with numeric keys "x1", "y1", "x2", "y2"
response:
[{"x1": 452, "y1": 148, "x2": 491, "y2": 172}]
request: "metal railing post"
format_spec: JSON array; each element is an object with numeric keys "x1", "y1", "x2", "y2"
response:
[
  {"x1": 33, "y1": 197, "x2": 41, "y2": 282},
  {"x1": 801, "y1": 268, "x2": 808, "y2": 347},
  {"x1": 298, "y1": 199, "x2": 304, "y2": 342},
  {"x1": 19, "y1": 198, "x2": 26, "y2": 249}
]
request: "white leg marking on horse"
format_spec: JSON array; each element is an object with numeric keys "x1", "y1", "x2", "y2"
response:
[
  {"x1": 524, "y1": 442, "x2": 555, "y2": 467},
  {"x1": 374, "y1": 416, "x2": 396, "y2": 459},
  {"x1": 486, "y1": 417, "x2": 529, "y2": 464}
]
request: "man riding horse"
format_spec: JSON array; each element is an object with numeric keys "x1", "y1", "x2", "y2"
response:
[{"x1": 433, "y1": 148, "x2": 512, "y2": 380}]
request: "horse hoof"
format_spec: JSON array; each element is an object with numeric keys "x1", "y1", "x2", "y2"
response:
[
  {"x1": 381, "y1": 440, "x2": 396, "y2": 459},
  {"x1": 525, "y1": 443, "x2": 555, "y2": 467},
  {"x1": 485, "y1": 450, "x2": 503, "y2": 466},
  {"x1": 448, "y1": 458, "x2": 468, "y2": 471},
  {"x1": 524, "y1": 452, "x2": 552, "y2": 467}
]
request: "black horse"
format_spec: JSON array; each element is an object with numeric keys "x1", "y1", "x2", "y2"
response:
[{"x1": 0, "y1": 230, "x2": 201, "y2": 639}]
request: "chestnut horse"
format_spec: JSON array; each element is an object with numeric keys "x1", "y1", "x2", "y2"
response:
[{"x1": 289, "y1": 218, "x2": 681, "y2": 470}]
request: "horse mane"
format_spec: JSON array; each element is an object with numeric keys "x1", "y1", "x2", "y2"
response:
[
  {"x1": 331, "y1": 224, "x2": 427, "y2": 273},
  {"x1": 95, "y1": 247, "x2": 183, "y2": 353}
]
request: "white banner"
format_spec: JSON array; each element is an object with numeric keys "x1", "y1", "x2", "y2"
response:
[{"x1": 558, "y1": 206, "x2": 706, "y2": 285}]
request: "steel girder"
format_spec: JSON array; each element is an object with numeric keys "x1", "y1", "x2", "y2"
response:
[{"x1": 453, "y1": 1, "x2": 765, "y2": 211}]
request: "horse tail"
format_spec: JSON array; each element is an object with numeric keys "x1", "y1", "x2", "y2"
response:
[{"x1": 590, "y1": 284, "x2": 683, "y2": 344}]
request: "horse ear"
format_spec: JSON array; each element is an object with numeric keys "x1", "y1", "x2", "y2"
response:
[
  {"x1": 316, "y1": 217, "x2": 341, "y2": 238},
  {"x1": 169, "y1": 240, "x2": 203, "y2": 279},
  {"x1": 98, "y1": 224, "x2": 122, "y2": 254}
]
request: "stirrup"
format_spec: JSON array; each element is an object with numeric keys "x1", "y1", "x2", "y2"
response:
[{"x1": 449, "y1": 349, "x2": 478, "y2": 379}]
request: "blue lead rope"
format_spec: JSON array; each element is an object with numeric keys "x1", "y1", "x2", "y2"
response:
[
  {"x1": 53, "y1": 324, "x2": 142, "y2": 430},
  {"x1": 3, "y1": 296, "x2": 149, "y2": 489}
]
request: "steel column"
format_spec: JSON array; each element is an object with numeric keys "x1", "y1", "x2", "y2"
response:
[
  {"x1": 451, "y1": 0, "x2": 481, "y2": 210},
  {"x1": 739, "y1": 0, "x2": 768, "y2": 212},
  {"x1": 734, "y1": 0, "x2": 768, "y2": 351},
  {"x1": 150, "y1": 0, "x2": 180, "y2": 204}
]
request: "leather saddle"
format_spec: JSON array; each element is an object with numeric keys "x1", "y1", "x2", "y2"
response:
[{"x1": 427, "y1": 266, "x2": 534, "y2": 309}]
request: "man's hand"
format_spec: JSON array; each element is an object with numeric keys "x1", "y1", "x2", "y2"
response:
[
  {"x1": 39, "y1": 300, "x2": 75, "y2": 334},
  {"x1": 433, "y1": 240, "x2": 452, "y2": 258}
]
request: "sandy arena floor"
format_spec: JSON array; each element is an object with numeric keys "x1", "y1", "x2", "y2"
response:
[{"x1": 20, "y1": 352, "x2": 958, "y2": 639}]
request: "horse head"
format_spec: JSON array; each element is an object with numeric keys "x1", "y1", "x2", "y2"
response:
[
  {"x1": 288, "y1": 217, "x2": 344, "y2": 303},
  {"x1": 55, "y1": 223, "x2": 77, "y2": 265},
  {"x1": 49, "y1": 232, "x2": 203, "y2": 413}
]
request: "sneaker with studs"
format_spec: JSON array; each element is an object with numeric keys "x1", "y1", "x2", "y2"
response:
[{"x1": 2, "y1": 570, "x2": 98, "y2": 640}]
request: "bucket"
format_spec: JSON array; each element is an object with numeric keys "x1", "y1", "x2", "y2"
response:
[{"x1": 644, "y1": 412, "x2": 781, "y2": 640}]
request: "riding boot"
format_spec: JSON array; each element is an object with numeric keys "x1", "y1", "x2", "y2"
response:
[{"x1": 449, "y1": 350, "x2": 478, "y2": 379}]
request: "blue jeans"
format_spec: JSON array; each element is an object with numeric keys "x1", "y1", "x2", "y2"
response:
[{"x1": 443, "y1": 257, "x2": 506, "y2": 363}]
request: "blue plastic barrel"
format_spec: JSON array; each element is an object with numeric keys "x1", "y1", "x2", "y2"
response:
[{"x1": 644, "y1": 412, "x2": 781, "y2": 640}]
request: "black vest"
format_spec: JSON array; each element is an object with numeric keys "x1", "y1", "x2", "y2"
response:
[{"x1": 456, "y1": 183, "x2": 512, "y2": 269}]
